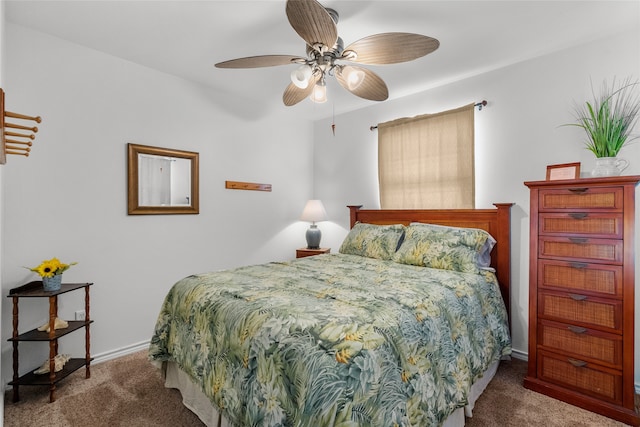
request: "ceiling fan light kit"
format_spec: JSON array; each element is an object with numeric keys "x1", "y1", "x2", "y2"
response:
[
  {"x1": 215, "y1": 0, "x2": 439, "y2": 106},
  {"x1": 340, "y1": 66, "x2": 366, "y2": 91},
  {"x1": 291, "y1": 64, "x2": 313, "y2": 89},
  {"x1": 310, "y1": 79, "x2": 328, "y2": 103}
]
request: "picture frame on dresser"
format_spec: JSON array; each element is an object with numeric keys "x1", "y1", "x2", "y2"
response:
[
  {"x1": 523, "y1": 176, "x2": 640, "y2": 426},
  {"x1": 546, "y1": 162, "x2": 581, "y2": 181}
]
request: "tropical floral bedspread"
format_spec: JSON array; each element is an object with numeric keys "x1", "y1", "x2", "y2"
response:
[{"x1": 149, "y1": 253, "x2": 511, "y2": 427}]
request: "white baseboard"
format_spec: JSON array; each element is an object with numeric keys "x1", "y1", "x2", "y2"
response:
[
  {"x1": 3, "y1": 340, "x2": 151, "y2": 392},
  {"x1": 7, "y1": 342, "x2": 640, "y2": 395},
  {"x1": 510, "y1": 348, "x2": 528, "y2": 362},
  {"x1": 91, "y1": 339, "x2": 150, "y2": 365}
]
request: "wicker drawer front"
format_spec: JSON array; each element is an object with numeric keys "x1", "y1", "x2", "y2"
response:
[
  {"x1": 538, "y1": 320, "x2": 622, "y2": 368},
  {"x1": 539, "y1": 292, "x2": 621, "y2": 331},
  {"x1": 538, "y1": 260, "x2": 622, "y2": 298},
  {"x1": 539, "y1": 187, "x2": 623, "y2": 210},
  {"x1": 538, "y1": 350, "x2": 622, "y2": 404},
  {"x1": 538, "y1": 213, "x2": 622, "y2": 238},
  {"x1": 539, "y1": 236, "x2": 622, "y2": 264}
]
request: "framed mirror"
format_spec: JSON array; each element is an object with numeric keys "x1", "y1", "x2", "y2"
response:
[{"x1": 127, "y1": 143, "x2": 199, "y2": 215}]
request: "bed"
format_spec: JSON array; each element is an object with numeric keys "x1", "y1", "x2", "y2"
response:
[{"x1": 149, "y1": 204, "x2": 513, "y2": 426}]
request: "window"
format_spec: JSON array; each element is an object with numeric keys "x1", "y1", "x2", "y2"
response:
[{"x1": 377, "y1": 104, "x2": 475, "y2": 209}]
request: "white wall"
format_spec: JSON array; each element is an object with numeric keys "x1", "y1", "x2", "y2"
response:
[
  {"x1": 0, "y1": 0, "x2": 6, "y2": 423},
  {"x1": 313, "y1": 28, "x2": 640, "y2": 386},
  {"x1": 2, "y1": 4, "x2": 640, "y2": 401},
  {"x1": 1, "y1": 23, "x2": 315, "y2": 379}
]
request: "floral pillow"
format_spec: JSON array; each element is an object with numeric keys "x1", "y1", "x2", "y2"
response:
[
  {"x1": 392, "y1": 223, "x2": 496, "y2": 274},
  {"x1": 339, "y1": 222, "x2": 406, "y2": 261}
]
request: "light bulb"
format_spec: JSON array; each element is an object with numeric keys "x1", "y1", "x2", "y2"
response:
[
  {"x1": 310, "y1": 82, "x2": 327, "y2": 103},
  {"x1": 344, "y1": 67, "x2": 365, "y2": 90},
  {"x1": 291, "y1": 65, "x2": 312, "y2": 89}
]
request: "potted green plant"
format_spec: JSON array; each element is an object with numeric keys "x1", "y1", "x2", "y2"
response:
[{"x1": 566, "y1": 77, "x2": 640, "y2": 176}]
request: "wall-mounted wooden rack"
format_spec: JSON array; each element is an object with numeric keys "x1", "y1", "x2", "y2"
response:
[
  {"x1": 225, "y1": 180, "x2": 272, "y2": 192},
  {"x1": 1, "y1": 88, "x2": 42, "y2": 164}
]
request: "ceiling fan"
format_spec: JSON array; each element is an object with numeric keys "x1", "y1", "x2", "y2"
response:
[{"x1": 215, "y1": 0, "x2": 440, "y2": 106}]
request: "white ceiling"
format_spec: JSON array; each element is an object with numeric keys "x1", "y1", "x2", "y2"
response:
[{"x1": 5, "y1": 1, "x2": 640, "y2": 120}]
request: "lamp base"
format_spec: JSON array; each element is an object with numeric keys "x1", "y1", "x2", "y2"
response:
[{"x1": 305, "y1": 224, "x2": 322, "y2": 249}]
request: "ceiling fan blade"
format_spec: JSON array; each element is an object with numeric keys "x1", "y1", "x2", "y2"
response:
[
  {"x1": 343, "y1": 33, "x2": 439, "y2": 65},
  {"x1": 283, "y1": 73, "x2": 321, "y2": 106},
  {"x1": 215, "y1": 55, "x2": 303, "y2": 69},
  {"x1": 336, "y1": 65, "x2": 389, "y2": 102},
  {"x1": 286, "y1": 0, "x2": 338, "y2": 50}
]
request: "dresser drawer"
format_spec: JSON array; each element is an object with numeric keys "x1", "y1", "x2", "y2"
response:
[
  {"x1": 538, "y1": 260, "x2": 622, "y2": 298},
  {"x1": 538, "y1": 213, "x2": 622, "y2": 238},
  {"x1": 539, "y1": 187, "x2": 623, "y2": 211},
  {"x1": 539, "y1": 236, "x2": 623, "y2": 264},
  {"x1": 538, "y1": 291, "x2": 622, "y2": 331},
  {"x1": 538, "y1": 320, "x2": 622, "y2": 368},
  {"x1": 538, "y1": 350, "x2": 622, "y2": 404}
]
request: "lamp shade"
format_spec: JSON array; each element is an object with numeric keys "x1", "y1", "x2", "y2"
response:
[
  {"x1": 300, "y1": 200, "x2": 328, "y2": 223},
  {"x1": 342, "y1": 66, "x2": 365, "y2": 90},
  {"x1": 309, "y1": 81, "x2": 327, "y2": 103},
  {"x1": 291, "y1": 65, "x2": 312, "y2": 89}
]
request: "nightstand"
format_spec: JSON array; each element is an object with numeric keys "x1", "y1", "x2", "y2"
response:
[{"x1": 296, "y1": 248, "x2": 330, "y2": 258}]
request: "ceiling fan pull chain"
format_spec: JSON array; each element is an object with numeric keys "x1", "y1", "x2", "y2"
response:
[{"x1": 331, "y1": 103, "x2": 336, "y2": 136}]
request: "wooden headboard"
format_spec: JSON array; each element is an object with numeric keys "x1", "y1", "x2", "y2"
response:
[{"x1": 348, "y1": 203, "x2": 513, "y2": 323}]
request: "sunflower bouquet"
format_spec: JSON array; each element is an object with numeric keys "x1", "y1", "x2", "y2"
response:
[{"x1": 26, "y1": 257, "x2": 77, "y2": 278}]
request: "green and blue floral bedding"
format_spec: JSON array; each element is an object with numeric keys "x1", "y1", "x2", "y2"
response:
[{"x1": 149, "y1": 253, "x2": 511, "y2": 426}]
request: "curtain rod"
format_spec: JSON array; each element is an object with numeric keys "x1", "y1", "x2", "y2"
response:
[{"x1": 369, "y1": 100, "x2": 487, "y2": 131}]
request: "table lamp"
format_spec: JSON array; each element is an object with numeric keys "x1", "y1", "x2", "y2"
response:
[{"x1": 300, "y1": 200, "x2": 328, "y2": 249}]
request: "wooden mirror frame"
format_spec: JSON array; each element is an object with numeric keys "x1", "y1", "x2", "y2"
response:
[{"x1": 127, "y1": 143, "x2": 199, "y2": 215}]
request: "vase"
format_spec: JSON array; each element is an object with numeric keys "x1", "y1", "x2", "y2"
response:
[
  {"x1": 591, "y1": 157, "x2": 629, "y2": 177},
  {"x1": 42, "y1": 275, "x2": 62, "y2": 292}
]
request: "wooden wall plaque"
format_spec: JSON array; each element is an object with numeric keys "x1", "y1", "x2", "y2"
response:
[{"x1": 225, "y1": 181, "x2": 272, "y2": 192}]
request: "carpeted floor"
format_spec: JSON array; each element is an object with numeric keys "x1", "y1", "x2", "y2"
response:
[
  {"x1": 465, "y1": 358, "x2": 638, "y2": 427},
  {"x1": 4, "y1": 351, "x2": 203, "y2": 427},
  {"x1": 3, "y1": 350, "x2": 638, "y2": 426}
]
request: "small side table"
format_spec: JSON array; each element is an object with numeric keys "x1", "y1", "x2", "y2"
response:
[
  {"x1": 7, "y1": 281, "x2": 93, "y2": 403},
  {"x1": 296, "y1": 248, "x2": 331, "y2": 258}
]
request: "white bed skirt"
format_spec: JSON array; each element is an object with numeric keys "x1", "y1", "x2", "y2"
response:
[{"x1": 162, "y1": 359, "x2": 501, "y2": 427}]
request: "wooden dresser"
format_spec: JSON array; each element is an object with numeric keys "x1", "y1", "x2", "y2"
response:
[{"x1": 524, "y1": 176, "x2": 640, "y2": 426}]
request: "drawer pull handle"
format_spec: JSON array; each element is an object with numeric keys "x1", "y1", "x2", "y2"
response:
[
  {"x1": 568, "y1": 213, "x2": 588, "y2": 219},
  {"x1": 569, "y1": 262, "x2": 588, "y2": 269},
  {"x1": 568, "y1": 237, "x2": 588, "y2": 244},
  {"x1": 568, "y1": 358, "x2": 588, "y2": 368},
  {"x1": 568, "y1": 326, "x2": 587, "y2": 334},
  {"x1": 569, "y1": 293, "x2": 588, "y2": 301},
  {"x1": 568, "y1": 188, "x2": 588, "y2": 193}
]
